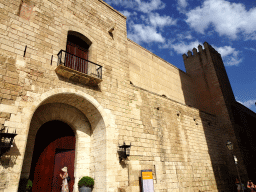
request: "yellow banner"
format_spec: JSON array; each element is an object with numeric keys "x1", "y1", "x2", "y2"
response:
[{"x1": 142, "y1": 172, "x2": 153, "y2": 180}]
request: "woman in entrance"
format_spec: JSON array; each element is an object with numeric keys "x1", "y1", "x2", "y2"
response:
[{"x1": 60, "y1": 166, "x2": 69, "y2": 192}]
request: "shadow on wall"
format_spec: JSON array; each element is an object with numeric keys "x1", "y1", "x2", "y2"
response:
[
  {"x1": 231, "y1": 102, "x2": 256, "y2": 182},
  {"x1": 178, "y1": 42, "x2": 239, "y2": 191},
  {"x1": 0, "y1": 142, "x2": 20, "y2": 169},
  {"x1": 0, "y1": 145, "x2": 21, "y2": 191},
  {"x1": 56, "y1": 74, "x2": 102, "y2": 92}
]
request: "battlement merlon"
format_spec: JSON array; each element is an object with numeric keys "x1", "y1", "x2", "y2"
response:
[
  {"x1": 182, "y1": 42, "x2": 220, "y2": 61},
  {"x1": 182, "y1": 41, "x2": 236, "y2": 112}
]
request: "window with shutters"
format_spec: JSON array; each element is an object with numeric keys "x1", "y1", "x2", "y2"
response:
[
  {"x1": 65, "y1": 34, "x2": 89, "y2": 74},
  {"x1": 56, "y1": 31, "x2": 102, "y2": 86}
]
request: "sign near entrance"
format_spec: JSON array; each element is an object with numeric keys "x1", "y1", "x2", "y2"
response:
[{"x1": 141, "y1": 170, "x2": 154, "y2": 192}]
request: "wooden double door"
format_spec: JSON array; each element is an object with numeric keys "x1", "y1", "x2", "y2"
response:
[
  {"x1": 32, "y1": 136, "x2": 75, "y2": 192},
  {"x1": 66, "y1": 41, "x2": 89, "y2": 74}
]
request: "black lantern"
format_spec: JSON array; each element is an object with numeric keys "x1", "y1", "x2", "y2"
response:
[
  {"x1": 226, "y1": 140, "x2": 233, "y2": 151},
  {"x1": 0, "y1": 128, "x2": 17, "y2": 157},
  {"x1": 118, "y1": 142, "x2": 131, "y2": 161},
  {"x1": 234, "y1": 155, "x2": 238, "y2": 164},
  {"x1": 226, "y1": 140, "x2": 244, "y2": 192}
]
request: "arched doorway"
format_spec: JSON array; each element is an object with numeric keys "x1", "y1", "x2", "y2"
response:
[
  {"x1": 30, "y1": 120, "x2": 75, "y2": 192},
  {"x1": 18, "y1": 91, "x2": 113, "y2": 192}
]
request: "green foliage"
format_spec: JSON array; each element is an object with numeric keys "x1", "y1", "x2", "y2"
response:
[
  {"x1": 78, "y1": 176, "x2": 94, "y2": 188},
  {"x1": 26, "y1": 179, "x2": 32, "y2": 190}
]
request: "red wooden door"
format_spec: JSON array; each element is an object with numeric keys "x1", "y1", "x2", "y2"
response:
[
  {"x1": 32, "y1": 136, "x2": 75, "y2": 192},
  {"x1": 52, "y1": 149, "x2": 75, "y2": 192},
  {"x1": 66, "y1": 41, "x2": 88, "y2": 74},
  {"x1": 32, "y1": 139, "x2": 55, "y2": 191}
]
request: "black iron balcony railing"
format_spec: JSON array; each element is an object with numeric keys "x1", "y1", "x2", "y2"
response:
[{"x1": 57, "y1": 50, "x2": 102, "y2": 79}]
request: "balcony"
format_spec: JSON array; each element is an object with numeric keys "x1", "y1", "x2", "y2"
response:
[{"x1": 55, "y1": 50, "x2": 102, "y2": 86}]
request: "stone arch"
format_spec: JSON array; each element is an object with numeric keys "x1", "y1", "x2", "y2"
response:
[
  {"x1": 26, "y1": 88, "x2": 110, "y2": 129},
  {"x1": 19, "y1": 88, "x2": 114, "y2": 192},
  {"x1": 68, "y1": 31, "x2": 92, "y2": 47},
  {"x1": 21, "y1": 103, "x2": 90, "y2": 192}
]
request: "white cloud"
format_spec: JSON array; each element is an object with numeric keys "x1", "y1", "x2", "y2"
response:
[
  {"x1": 104, "y1": 0, "x2": 165, "y2": 13},
  {"x1": 224, "y1": 55, "x2": 243, "y2": 66},
  {"x1": 177, "y1": 0, "x2": 188, "y2": 13},
  {"x1": 140, "y1": 15, "x2": 149, "y2": 23},
  {"x1": 119, "y1": 10, "x2": 138, "y2": 19},
  {"x1": 245, "y1": 47, "x2": 256, "y2": 52},
  {"x1": 185, "y1": 0, "x2": 256, "y2": 39},
  {"x1": 128, "y1": 24, "x2": 165, "y2": 44},
  {"x1": 237, "y1": 99, "x2": 256, "y2": 109},
  {"x1": 170, "y1": 41, "x2": 201, "y2": 54},
  {"x1": 215, "y1": 46, "x2": 235, "y2": 57},
  {"x1": 120, "y1": 10, "x2": 132, "y2": 18},
  {"x1": 185, "y1": 34, "x2": 192, "y2": 40},
  {"x1": 244, "y1": 32, "x2": 256, "y2": 40},
  {"x1": 158, "y1": 39, "x2": 175, "y2": 49},
  {"x1": 137, "y1": 0, "x2": 165, "y2": 13},
  {"x1": 214, "y1": 45, "x2": 242, "y2": 66},
  {"x1": 176, "y1": 32, "x2": 193, "y2": 40},
  {"x1": 159, "y1": 32, "x2": 193, "y2": 49},
  {"x1": 149, "y1": 13, "x2": 177, "y2": 28},
  {"x1": 177, "y1": 0, "x2": 188, "y2": 8}
]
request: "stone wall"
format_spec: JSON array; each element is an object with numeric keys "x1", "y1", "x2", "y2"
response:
[
  {"x1": 231, "y1": 102, "x2": 256, "y2": 182},
  {"x1": 0, "y1": 0, "x2": 127, "y2": 191},
  {"x1": 116, "y1": 86, "x2": 228, "y2": 191},
  {"x1": 0, "y1": 0, "x2": 247, "y2": 192},
  {"x1": 128, "y1": 40, "x2": 197, "y2": 107},
  {"x1": 183, "y1": 43, "x2": 248, "y2": 184}
]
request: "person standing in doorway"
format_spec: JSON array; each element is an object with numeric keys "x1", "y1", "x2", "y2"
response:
[
  {"x1": 60, "y1": 166, "x2": 69, "y2": 192},
  {"x1": 236, "y1": 178, "x2": 242, "y2": 192}
]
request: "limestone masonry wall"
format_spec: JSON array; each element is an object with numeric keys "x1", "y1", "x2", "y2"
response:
[
  {"x1": 128, "y1": 39, "x2": 198, "y2": 107},
  {"x1": 0, "y1": 0, "x2": 247, "y2": 192}
]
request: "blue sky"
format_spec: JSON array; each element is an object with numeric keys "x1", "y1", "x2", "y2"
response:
[{"x1": 103, "y1": 0, "x2": 256, "y2": 113}]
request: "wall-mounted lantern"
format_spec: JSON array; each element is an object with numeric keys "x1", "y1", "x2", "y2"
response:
[
  {"x1": 0, "y1": 128, "x2": 17, "y2": 157},
  {"x1": 118, "y1": 142, "x2": 131, "y2": 162},
  {"x1": 226, "y1": 140, "x2": 233, "y2": 150},
  {"x1": 226, "y1": 140, "x2": 244, "y2": 192}
]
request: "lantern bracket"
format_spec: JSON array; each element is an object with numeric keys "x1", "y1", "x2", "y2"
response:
[
  {"x1": 118, "y1": 142, "x2": 132, "y2": 162},
  {"x1": 0, "y1": 128, "x2": 17, "y2": 157}
]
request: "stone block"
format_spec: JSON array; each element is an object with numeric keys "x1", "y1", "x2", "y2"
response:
[
  {"x1": 1, "y1": 44, "x2": 15, "y2": 53},
  {"x1": 0, "y1": 112, "x2": 11, "y2": 119},
  {"x1": 0, "y1": 104, "x2": 18, "y2": 113},
  {"x1": 0, "y1": 1, "x2": 248, "y2": 192}
]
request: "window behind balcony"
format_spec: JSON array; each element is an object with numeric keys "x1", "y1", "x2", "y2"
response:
[{"x1": 66, "y1": 34, "x2": 90, "y2": 74}]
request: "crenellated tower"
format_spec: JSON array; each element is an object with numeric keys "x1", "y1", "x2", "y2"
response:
[
  {"x1": 183, "y1": 42, "x2": 235, "y2": 115},
  {"x1": 183, "y1": 42, "x2": 248, "y2": 183}
]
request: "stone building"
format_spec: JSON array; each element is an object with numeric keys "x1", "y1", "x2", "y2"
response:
[{"x1": 0, "y1": 0, "x2": 255, "y2": 191}]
